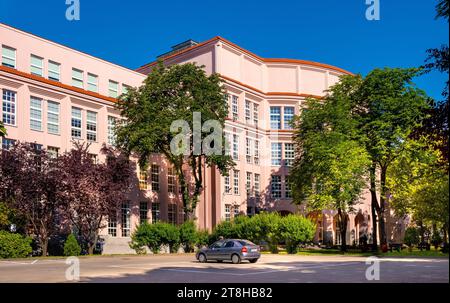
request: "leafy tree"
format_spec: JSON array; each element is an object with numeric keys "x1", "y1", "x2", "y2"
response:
[
  {"x1": 63, "y1": 234, "x2": 81, "y2": 256},
  {"x1": 278, "y1": 215, "x2": 316, "y2": 254},
  {"x1": 116, "y1": 62, "x2": 234, "y2": 219},
  {"x1": 291, "y1": 79, "x2": 370, "y2": 251},
  {"x1": 0, "y1": 121, "x2": 6, "y2": 138},
  {"x1": 179, "y1": 220, "x2": 197, "y2": 252},
  {"x1": 58, "y1": 143, "x2": 135, "y2": 255},
  {"x1": 249, "y1": 212, "x2": 282, "y2": 253},
  {"x1": 0, "y1": 143, "x2": 65, "y2": 256},
  {"x1": 404, "y1": 227, "x2": 420, "y2": 248}
]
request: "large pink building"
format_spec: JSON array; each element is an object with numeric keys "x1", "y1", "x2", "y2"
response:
[{"x1": 0, "y1": 23, "x2": 405, "y2": 253}]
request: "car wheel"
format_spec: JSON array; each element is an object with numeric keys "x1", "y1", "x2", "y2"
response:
[
  {"x1": 249, "y1": 258, "x2": 258, "y2": 263},
  {"x1": 198, "y1": 253, "x2": 207, "y2": 263},
  {"x1": 231, "y1": 254, "x2": 241, "y2": 264}
]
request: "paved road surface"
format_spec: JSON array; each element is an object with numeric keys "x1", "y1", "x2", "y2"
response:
[{"x1": 0, "y1": 254, "x2": 448, "y2": 283}]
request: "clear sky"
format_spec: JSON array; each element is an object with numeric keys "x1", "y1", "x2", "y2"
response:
[{"x1": 1, "y1": 0, "x2": 448, "y2": 100}]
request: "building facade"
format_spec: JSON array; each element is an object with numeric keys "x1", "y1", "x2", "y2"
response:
[{"x1": 0, "y1": 23, "x2": 406, "y2": 253}]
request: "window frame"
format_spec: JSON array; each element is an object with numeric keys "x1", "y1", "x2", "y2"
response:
[
  {"x1": 30, "y1": 54, "x2": 44, "y2": 77},
  {"x1": 47, "y1": 101, "x2": 60, "y2": 135},
  {"x1": 30, "y1": 96, "x2": 43, "y2": 131},
  {"x1": 2, "y1": 45, "x2": 16, "y2": 69}
]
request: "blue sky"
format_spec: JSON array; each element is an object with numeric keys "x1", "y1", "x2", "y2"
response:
[{"x1": 1, "y1": 0, "x2": 448, "y2": 100}]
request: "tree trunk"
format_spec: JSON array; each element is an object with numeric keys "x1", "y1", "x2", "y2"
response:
[
  {"x1": 369, "y1": 163, "x2": 379, "y2": 251},
  {"x1": 41, "y1": 237, "x2": 49, "y2": 257},
  {"x1": 338, "y1": 208, "x2": 348, "y2": 252},
  {"x1": 378, "y1": 166, "x2": 388, "y2": 246}
]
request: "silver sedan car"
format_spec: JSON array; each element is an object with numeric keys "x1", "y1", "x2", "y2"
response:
[{"x1": 196, "y1": 239, "x2": 261, "y2": 264}]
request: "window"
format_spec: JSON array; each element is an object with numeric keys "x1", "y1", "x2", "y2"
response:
[
  {"x1": 121, "y1": 202, "x2": 131, "y2": 237},
  {"x1": 72, "y1": 68, "x2": 84, "y2": 88},
  {"x1": 246, "y1": 137, "x2": 252, "y2": 164},
  {"x1": 47, "y1": 146, "x2": 59, "y2": 159},
  {"x1": 48, "y1": 61, "x2": 60, "y2": 81},
  {"x1": 151, "y1": 203, "x2": 160, "y2": 224},
  {"x1": 30, "y1": 97, "x2": 42, "y2": 131},
  {"x1": 71, "y1": 107, "x2": 82, "y2": 139},
  {"x1": 271, "y1": 143, "x2": 282, "y2": 166},
  {"x1": 30, "y1": 55, "x2": 43, "y2": 77},
  {"x1": 86, "y1": 111, "x2": 97, "y2": 142},
  {"x1": 254, "y1": 140, "x2": 260, "y2": 165},
  {"x1": 270, "y1": 106, "x2": 281, "y2": 129},
  {"x1": 122, "y1": 84, "x2": 131, "y2": 95},
  {"x1": 284, "y1": 107, "x2": 295, "y2": 129},
  {"x1": 138, "y1": 168, "x2": 148, "y2": 190},
  {"x1": 107, "y1": 116, "x2": 116, "y2": 146},
  {"x1": 285, "y1": 176, "x2": 292, "y2": 198},
  {"x1": 2, "y1": 46, "x2": 16, "y2": 68},
  {"x1": 108, "y1": 80, "x2": 119, "y2": 98},
  {"x1": 1, "y1": 138, "x2": 16, "y2": 150},
  {"x1": 225, "y1": 205, "x2": 231, "y2": 222},
  {"x1": 224, "y1": 133, "x2": 231, "y2": 157},
  {"x1": 234, "y1": 207, "x2": 240, "y2": 218},
  {"x1": 47, "y1": 101, "x2": 60, "y2": 134},
  {"x1": 140, "y1": 202, "x2": 148, "y2": 224},
  {"x1": 2, "y1": 90, "x2": 16, "y2": 126},
  {"x1": 87, "y1": 73, "x2": 98, "y2": 93},
  {"x1": 232, "y1": 134, "x2": 239, "y2": 160},
  {"x1": 254, "y1": 174, "x2": 260, "y2": 202},
  {"x1": 168, "y1": 204, "x2": 177, "y2": 225},
  {"x1": 271, "y1": 175, "x2": 282, "y2": 198},
  {"x1": 88, "y1": 153, "x2": 97, "y2": 164},
  {"x1": 233, "y1": 170, "x2": 239, "y2": 195},
  {"x1": 224, "y1": 172, "x2": 231, "y2": 194},
  {"x1": 31, "y1": 143, "x2": 43, "y2": 152},
  {"x1": 284, "y1": 143, "x2": 295, "y2": 166},
  {"x1": 245, "y1": 100, "x2": 251, "y2": 122},
  {"x1": 246, "y1": 172, "x2": 252, "y2": 197},
  {"x1": 151, "y1": 164, "x2": 160, "y2": 192},
  {"x1": 178, "y1": 208, "x2": 185, "y2": 225},
  {"x1": 232, "y1": 95, "x2": 238, "y2": 120},
  {"x1": 168, "y1": 167, "x2": 176, "y2": 194},
  {"x1": 253, "y1": 103, "x2": 259, "y2": 126},
  {"x1": 108, "y1": 215, "x2": 117, "y2": 237}
]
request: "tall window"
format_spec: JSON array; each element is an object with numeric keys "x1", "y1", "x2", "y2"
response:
[
  {"x1": 233, "y1": 134, "x2": 239, "y2": 160},
  {"x1": 72, "y1": 68, "x2": 84, "y2": 88},
  {"x1": 47, "y1": 101, "x2": 60, "y2": 134},
  {"x1": 107, "y1": 116, "x2": 116, "y2": 146},
  {"x1": 48, "y1": 61, "x2": 60, "y2": 81},
  {"x1": 2, "y1": 46, "x2": 16, "y2": 68},
  {"x1": 246, "y1": 137, "x2": 252, "y2": 164},
  {"x1": 270, "y1": 106, "x2": 281, "y2": 129},
  {"x1": 121, "y1": 202, "x2": 131, "y2": 237},
  {"x1": 253, "y1": 103, "x2": 259, "y2": 126},
  {"x1": 151, "y1": 202, "x2": 160, "y2": 223},
  {"x1": 225, "y1": 204, "x2": 231, "y2": 222},
  {"x1": 284, "y1": 107, "x2": 294, "y2": 129},
  {"x1": 140, "y1": 202, "x2": 148, "y2": 224},
  {"x1": 234, "y1": 206, "x2": 240, "y2": 218},
  {"x1": 87, "y1": 73, "x2": 98, "y2": 93},
  {"x1": 254, "y1": 140, "x2": 260, "y2": 165},
  {"x1": 224, "y1": 133, "x2": 231, "y2": 157},
  {"x1": 271, "y1": 143, "x2": 282, "y2": 166},
  {"x1": 108, "y1": 215, "x2": 117, "y2": 237},
  {"x1": 151, "y1": 164, "x2": 160, "y2": 192},
  {"x1": 1, "y1": 138, "x2": 16, "y2": 150},
  {"x1": 254, "y1": 174, "x2": 260, "y2": 202},
  {"x1": 233, "y1": 170, "x2": 240, "y2": 195},
  {"x1": 122, "y1": 84, "x2": 131, "y2": 95},
  {"x1": 30, "y1": 55, "x2": 43, "y2": 77},
  {"x1": 2, "y1": 90, "x2": 16, "y2": 126},
  {"x1": 71, "y1": 107, "x2": 82, "y2": 139},
  {"x1": 168, "y1": 204, "x2": 177, "y2": 225},
  {"x1": 245, "y1": 100, "x2": 251, "y2": 122},
  {"x1": 271, "y1": 175, "x2": 282, "y2": 198},
  {"x1": 285, "y1": 176, "x2": 292, "y2": 198},
  {"x1": 246, "y1": 172, "x2": 252, "y2": 197},
  {"x1": 109, "y1": 80, "x2": 119, "y2": 98},
  {"x1": 232, "y1": 95, "x2": 239, "y2": 120},
  {"x1": 224, "y1": 173, "x2": 231, "y2": 194},
  {"x1": 47, "y1": 146, "x2": 59, "y2": 159},
  {"x1": 86, "y1": 111, "x2": 97, "y2": 142},
  {"x1": 167, "y1": 167, "x2": 176, "y2": 194},
  {"x1": 284, "y1": 143, "x2": 295, "y2": 166},
  {"x1": 138, "y1": 168, "x2": 148, "y2": 190},
  {"x1": 30, "y1": 97, "x2": 42, "y2": 131}
]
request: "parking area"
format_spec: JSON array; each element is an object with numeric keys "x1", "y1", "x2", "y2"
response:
[{"x1": 0, "y1": 254, "x2": 448, "y2": 283}]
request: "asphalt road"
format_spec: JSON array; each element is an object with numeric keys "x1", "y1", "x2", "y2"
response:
[{"x1": 0, "y1": 254, "x2": 448, "y2": 283}]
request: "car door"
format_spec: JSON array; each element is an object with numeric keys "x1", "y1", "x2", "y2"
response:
[
  {"x1": 220, "y1": 240, "x2": 236, "y2": 260},
  {"x1": 207, "y1": 241, "x2": 224, "y2": 259}
]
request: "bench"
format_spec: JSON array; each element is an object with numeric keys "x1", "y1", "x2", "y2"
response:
[{"x1": 388, "y1": 243, "x2": 403, "y2": 252}]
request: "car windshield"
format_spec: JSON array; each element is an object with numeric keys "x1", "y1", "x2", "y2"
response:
[
  {"x1": 238, "y1": 240, "x2": 256, "y2": 246},
  {"x1": 210, "y1": 241, "x2": 224, "y2": 248}
]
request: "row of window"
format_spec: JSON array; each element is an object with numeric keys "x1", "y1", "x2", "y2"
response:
[
  {"x1": 228, "y1": 95, "x2": 260, "y2": 126},
  {"x1": 224, "y1": 170, "x2": 242, "y2": 195},
  {"x1": 1, "y1": 45, "x2": 130, "y2": 98},
  {"x1": 271, "y1": 142, "x2": 295, "y2": 166},
  {"x1": 138, "y1": 165, "x2": 161, "y2": 192},
  {"x1": 271, "y1": 175, "x2": 292, "y2": 199},
  {"x1": 270, "y1": 106, "x2": 295, "y2": 130}
]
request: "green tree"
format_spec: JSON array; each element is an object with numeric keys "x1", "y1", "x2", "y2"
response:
[
  {"x1": 278, "y1": 215, "x2": 316, "y2": 254},
  {"x1": 116, "y1": 62, "x2": 234, "y2": 219},
  {"x1": 63, "y1": 234, "x2": 81, "y2": 256},
  {"x1": 0, "y1": 231, "x2": 32, "y2": 258},
  {"x1": 179, "y1": 220, "x2": 197, "y2": 252},
  {"x1": 0, "y1": 121, "x2": 6, "y2": 138}
]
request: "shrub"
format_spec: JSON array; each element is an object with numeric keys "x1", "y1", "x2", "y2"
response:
[
  {"x1": 159, "y1": 223, "x2": 180, "y2": 253},
  {"x1": 63, "y1": 234, "x2": 81, "y2": 256},
  {"x1": 130, "y1": 222, "x2": 160, "y2": 254},
  {"x1": 196, "y1": 230, "x2": 210, "y2": 248},
  {"x1": 179, "y1": 221, "x2": 197, "y2": 252},
  {"x1": 211, "y1": 220, "x2": 238, "y2": 241},
  {"x1": 278, "y1": 215, "x2": 316, "y2": 254},
  {"x1": 431, "y1": 232, "x2": 442, "y2": 249},
  {"x1": 404, "y1": 227, "x2": 420, "y2": 248},
  {"x1": 0, "y1": 231, "x2": 32, "y2": 259},
  {"x1": 252, "y1": 212, "x2": 282, "y2": 253}
]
